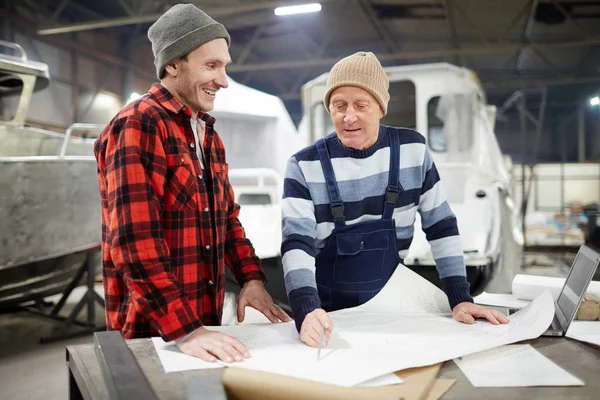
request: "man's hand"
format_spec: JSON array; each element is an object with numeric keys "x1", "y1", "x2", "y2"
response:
[
  {"x1": 452, "y1": 302, "x2": 510, "y2": 325},
  {"x1": 237, "y1": 280, "x2": 292, "y2": 323},
  {"x1": 300, "y1": 309, "x2": 333, "y2": 348},
  {"x1": 179, "y1": 328, "x2": 250, "y2": 363}
]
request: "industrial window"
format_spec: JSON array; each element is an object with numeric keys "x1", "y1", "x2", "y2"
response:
[
  {"x1": 428, "y1": 96, "x2": 447, "y2": 152},
  {"x1": 238, "y1": 193, "x2": 272, "y2": 205},
  {"x1": 381, "y1": 80, "x2": 416, "y2": 130}
]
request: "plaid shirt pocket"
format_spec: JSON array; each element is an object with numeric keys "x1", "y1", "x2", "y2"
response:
[
  {"x1": 165, "y1": 153, "x2": 198, "y2": 211},
  {"x1": 212, "y1": 161, "x2": 229, "y2": 207}
]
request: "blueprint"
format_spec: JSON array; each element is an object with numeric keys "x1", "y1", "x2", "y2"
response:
[{"x1": 153, "y1": 266, "x2": 555, "y2": 386}]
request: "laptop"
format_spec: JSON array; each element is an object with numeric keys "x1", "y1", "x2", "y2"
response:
[{"x1": 510, "y1": 244, "x2": 600, "y2": 337}]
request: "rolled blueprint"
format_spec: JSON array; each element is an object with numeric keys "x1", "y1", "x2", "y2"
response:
[{"x1": 512, "y1": 274, "x2": 600, "y2": 301}]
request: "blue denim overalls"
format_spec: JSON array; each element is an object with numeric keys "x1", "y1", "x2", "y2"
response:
[{"x1": 315, "y1": 127, "x2": 402, "y2": 312}]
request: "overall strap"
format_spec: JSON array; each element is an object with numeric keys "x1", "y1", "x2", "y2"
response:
[
  {"x1": 316, "y1": 138, "x2": 346, "y2": 229},
  {"x1": 382, "y1": 127, "x2": 402, "y2": 220}
]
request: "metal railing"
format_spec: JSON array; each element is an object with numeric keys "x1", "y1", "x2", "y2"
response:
[
  {"x1": 59, "y1": 123, "x2": 105, "y2": 158},
  {"x1": 0, "y1": 39, "x2": 27, "y2": 60}
]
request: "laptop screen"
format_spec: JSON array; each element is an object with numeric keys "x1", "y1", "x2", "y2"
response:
[{"x1": 556, "y1": 246, "x2": 600, "y2": 328}]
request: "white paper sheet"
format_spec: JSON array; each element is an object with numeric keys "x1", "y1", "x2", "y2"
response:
[
  {"x1": 152, "y1": 322, "x2": 299, "y2": 372},
  {"x1": 356, "y1": 373, "x2": 403, "y2": 387},
  {"x1": 474, "y1": 292, "x2": 531, "y2": 309},
  {"x1": 152, "y1": 337, "x2": 226, "y2": 373},
  {"x1": 566, "y1": 321, "x2": 600, "y2": 347},
  {"x1": 153, "y1": 266, "x2": 556, "y2": 386},
  {"x1": 453, "y1": 344, "x2": 584, "y2": 387}
]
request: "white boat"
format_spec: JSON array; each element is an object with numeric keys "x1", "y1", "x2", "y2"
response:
[
  {"x1": 300, "y1": 62, "x2": 524, "y2": 294},
  {"x1": 0, "y1": 40, "x2": 103, "y2": 307}
]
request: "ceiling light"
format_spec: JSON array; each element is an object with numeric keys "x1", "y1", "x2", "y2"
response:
[
  {"x1": 274, "y1": 3, "x2": 322, "y2": 16},
  {"x1": 590, "y1": 96, "x2": 600, "y2": 106},
  {"x1": 128, "y1": 92, "x2": 141, "y2": 102}
]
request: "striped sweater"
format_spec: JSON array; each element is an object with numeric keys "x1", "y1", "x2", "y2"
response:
[{"x1": 281, "y1": 125, "x2": 473, "y2": 328}]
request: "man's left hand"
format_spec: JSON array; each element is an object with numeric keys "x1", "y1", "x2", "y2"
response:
[
  {"x1": 452, "y1": 302, "x2": 510, "y2": 325},
  {"x1": 237, "y1": 280, "x2": 292, "y2": 323}
]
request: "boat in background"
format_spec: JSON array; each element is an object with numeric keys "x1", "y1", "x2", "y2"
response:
[{"x1": 0, "y1": 40, "x2": 103, "y2": 308}]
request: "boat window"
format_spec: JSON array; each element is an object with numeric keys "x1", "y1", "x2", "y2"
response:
[
  {"x1": 428, "y1": 96, "x2": 447, "y2": 152},
  {"x1": 428, "y1": 93, "x2": 475, "y2": 154},
  {"x1": 0, "y1": 73, "x2": 23, "y2": 122},
  {"x1": 238, "y1": 193, "x2": 272, "y2": 205},
  {"x1": 312, "y1": 102, "x2": 334, "y2": 142},
  {"x1": 381, "y1": 80, "x2": 416, "y2": 130}
]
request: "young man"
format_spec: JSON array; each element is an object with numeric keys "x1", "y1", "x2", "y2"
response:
[
  {"x1": 281, "y1": 52, "x2": 508, "y2": 347},
  {"x1": 95, "y1": 4, "x2": 290, "y2": 363}
]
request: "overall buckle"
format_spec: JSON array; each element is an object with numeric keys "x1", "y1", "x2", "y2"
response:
[
  {"x1": 385, "y1": 185, "x2": 400, "y2": 205},
  {"x1": 330, "y1": 201, "x2": 345, "y2": 219}
]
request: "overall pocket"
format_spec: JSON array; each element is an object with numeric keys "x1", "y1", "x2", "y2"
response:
[{"x1": 333, "y1": 230, "x2": 389, "y2": 284}]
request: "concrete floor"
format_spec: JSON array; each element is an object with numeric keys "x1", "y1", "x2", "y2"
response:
[
  {"x1": 0, "y1": 286, "x2": 267, "y2": 400},
  {"x1": 0, "y1": 287, "x2": 104, "y2": 400},
  {"x1": 0, "y1": 256, "x2": 570, "y2": 400}
]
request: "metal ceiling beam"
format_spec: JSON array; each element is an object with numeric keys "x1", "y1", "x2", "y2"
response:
[
  {"x1": 440, "y1": 0, "x2": 461, "y2": 66},
  {"x1": 550, "y1": 0, "x2": 591, "y2": 38},
  {"x1": 574, "y1": 46, "x2": 595, "y2": 77},
  {"x1": 50, "y1": 0, "x2": 71, "y2": 21},
  {"x1": 498, "y1": 0, "x2": 534, "y2": 41},
  {"x1": 27, "y1": 0, "x2": 105, "y2": 21},
  {"x1": 289, "y1": 37, "x2": 331, "y2": 94},
  {"x1": 514, "y1": 0, "x2": 538, "y2": 72},
  {"x1": 452, "y1": 0, "x2": 562, "y2": 77},
  {"x1": 37, "y1": 0, "x2": 339, "y2": 35},
  {"x1": 279, "y1": 74, "x2": 600, "y2": 100},
  {"x1": 228, "y1": 37, "x2": 600, "y2": 73},
  {"x1": 0, "y1": 9, "x2": 156, "y2": 80},
  {"x1": 499, "y1": 1, "x2": 534, "y2": 71},
  {"x1": 37, "y1": 13, "x2": 163, "y2": 35},
  {"x1": 117, "y1": 0, "x2": 135, "y2": 16},
  {"x1": 485, "y1": 75, "x2": 600, "y2": 90},
  {"x1": 357, "y1": 0, "x2": 399, "y2": 53},
  {"x1": 236, "y1": 23, "x2": 268, "y2": 65},
  {"x1": 450, "y1": 0, "x2": 490, "y2": 45}
]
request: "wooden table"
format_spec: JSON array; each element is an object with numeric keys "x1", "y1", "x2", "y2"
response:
[{"x1": 66, "y1": 336, "x2": 600, "y2": 400}]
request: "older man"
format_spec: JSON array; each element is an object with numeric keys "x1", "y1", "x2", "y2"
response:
[
  {"x1": 94, "y1": 4, "x2": 290, "y2": 363},
  {"x1": 281, "y1": 51, "x2": 508, "y2": 348}
]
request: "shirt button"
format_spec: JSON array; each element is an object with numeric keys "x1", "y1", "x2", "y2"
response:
[
  {"x1": 189, "y1": 143, "x2": 195, "y2": 148},
  {"x1": 205, "y1": 245, "x2": 211, "y2": 250},
  {"x1": 180, "y1": 157, "x2": 184, "y2": 163},
  {"x1": 208, "y1": 280, "x2": 214, "y2": 286},
  {"x1": 204, "y1": 207, "x2": 209, "y2": 212}
]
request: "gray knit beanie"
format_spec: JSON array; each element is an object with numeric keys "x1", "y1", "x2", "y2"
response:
[{"x1": 148, "y1": 4, "x2": 231, "y2": 79}]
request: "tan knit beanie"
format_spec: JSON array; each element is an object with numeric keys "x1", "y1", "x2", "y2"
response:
[{"x1": 323, "y1": 51, "x2": 390, "y2": 115}]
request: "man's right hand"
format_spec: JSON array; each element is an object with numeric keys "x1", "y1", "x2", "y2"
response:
[
  {"x1": 178, "y1": 328, "x2": 250, "y2": 363},
  {"x1": 300, "y1": 308, "x2": 333, "y2": 348}
]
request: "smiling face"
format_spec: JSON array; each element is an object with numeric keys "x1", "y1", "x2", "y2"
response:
[
  {"x1": 162, "y1": 38, "x2": 231, "y2": 114},
  {"x1": 328, "y1": 86, "x2": 383, "y2": 150}
]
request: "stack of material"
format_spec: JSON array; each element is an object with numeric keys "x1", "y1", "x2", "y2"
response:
[
  {"x1": 512, "y1": 274, "x2": 600, "y2": 302},
  {"x1": 223, "y1": 363, "x2": 454, "y2": 400},
  {"x1": 575, "y1": 295, "x2": 600, "y2": 321}
]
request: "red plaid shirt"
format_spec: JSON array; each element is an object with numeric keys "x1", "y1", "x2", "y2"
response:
[{"x1": 94, "y1": 84, "x2": 266, "y2": 341}]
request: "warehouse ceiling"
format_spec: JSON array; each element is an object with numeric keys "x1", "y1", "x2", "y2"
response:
[{"x1": 4, "y1": 0, "x2": 600, "y2": 122}]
